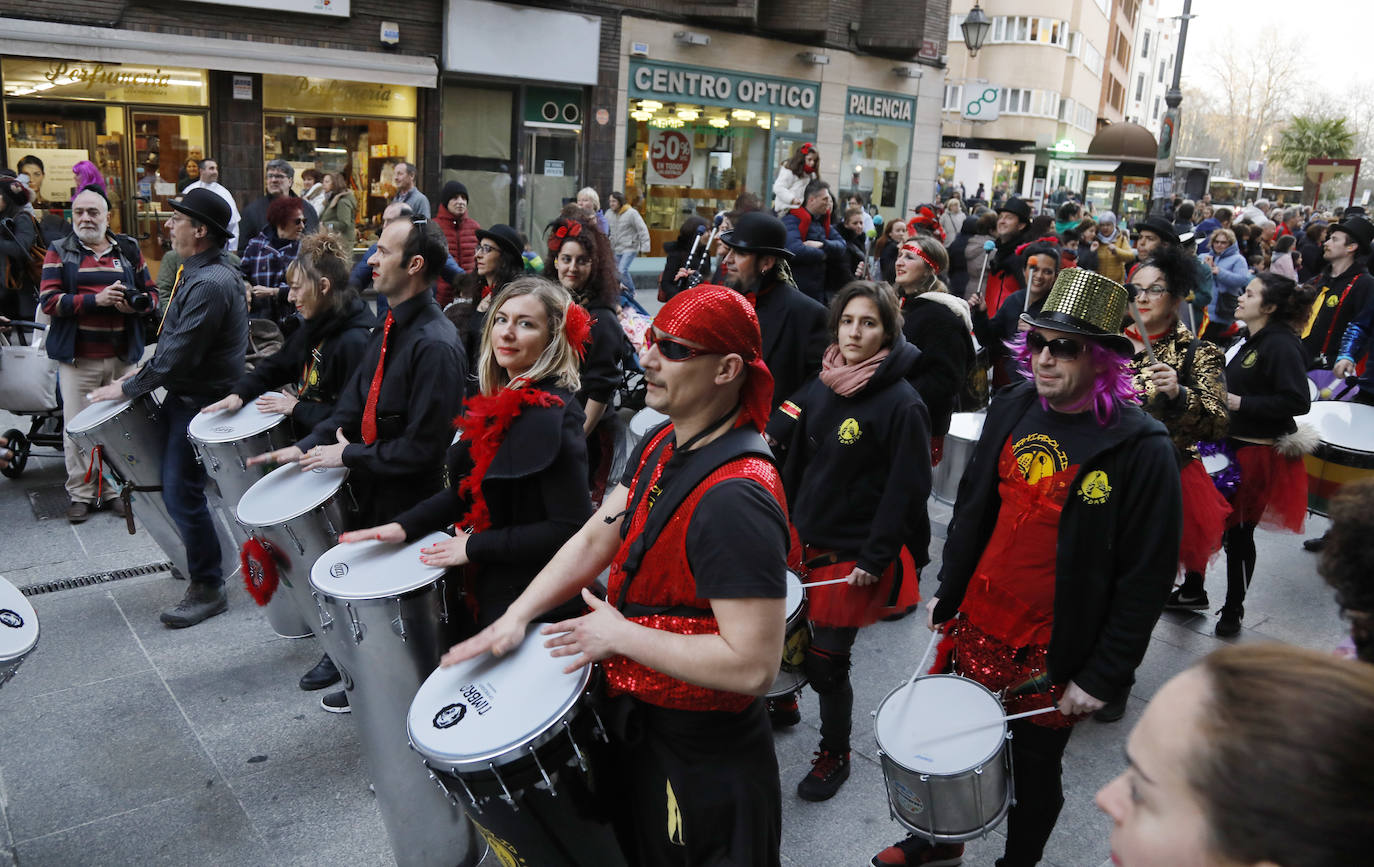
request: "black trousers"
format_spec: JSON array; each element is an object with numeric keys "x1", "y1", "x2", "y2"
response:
[
  {"x1": 806, "y1": 625, "x2": 859, "y2": 752},
  {"x1": 1000, "y1": 720, "x2": 1074, "y2": 867}
]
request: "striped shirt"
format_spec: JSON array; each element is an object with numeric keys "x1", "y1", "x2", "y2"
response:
[{"x1": 40, "y1": 239, "x2": 155, "y2": 360}]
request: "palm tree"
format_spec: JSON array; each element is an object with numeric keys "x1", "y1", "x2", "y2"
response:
[{"x1": 1272, "y1": 116, "x2": 1355, "y2": 174}]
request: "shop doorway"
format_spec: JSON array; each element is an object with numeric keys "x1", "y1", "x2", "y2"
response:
[{"x1": 520, "y1": 127, "x2": 580, "y2": 248}]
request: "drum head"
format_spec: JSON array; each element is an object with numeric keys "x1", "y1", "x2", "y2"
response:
[
  {"x1": 188, "y1": 395, "x2": 286, "y2": 443},
  {"x1": 66, "y1": 397, "x2": 134, "y2": 435},
  {"x1": 1308, "y1": 378, "x2": 1320, "y2": 401},
  {"x1": 875, "y1": 675, "x2": 1006, "y2": 775},
  {"x1": 1200, "y1": 452, "x2": 1230, "y2": 475},
  {"x1": 0, "y1": 577, "x2": 39, "y2": 663},
  {"x1": 1299, "y1": 402, "x2": 1374, "y2": 454},
  {"x1": 629, "y1": 407, "x2": 669, "y2": 439},
  {"x1": 309, "y1": 534, "x2": 449, "y2": 599},
  {"x1": 408, "y1": 626, "x2": 590, "y2": 767},
  {"x1": 945, "y1": 412, "x2": 986, "y2": 442},
  {"x1": 236, "y1": 463, "x2": 348, "y2": 526},
  {"x1": 784, "y1": 570, "x2": 804, "y2": 619}
]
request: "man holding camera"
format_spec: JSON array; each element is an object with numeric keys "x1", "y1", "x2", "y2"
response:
[{"x1": 40, "y1": 188, "x2": 156, "y2": 523}]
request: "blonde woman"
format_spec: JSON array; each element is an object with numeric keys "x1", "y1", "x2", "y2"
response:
[{"x1": 341, "y1": 277, "x2": 594, "y2": 628}]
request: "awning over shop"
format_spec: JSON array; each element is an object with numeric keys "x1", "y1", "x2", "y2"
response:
[
  {"x1": 0, "y1": 18, "x2": 438, "y2": 89},
  {"x1": 1049, "y1": 159, "x2": 1122, "y2": 173}
]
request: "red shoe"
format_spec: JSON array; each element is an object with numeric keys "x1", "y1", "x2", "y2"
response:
[
  {"x1": 871, "y1": 835, "x2": 964, "y2": 866},
  {"x1": 796, "y1": 748, "x2": 850, "y2": 801}
]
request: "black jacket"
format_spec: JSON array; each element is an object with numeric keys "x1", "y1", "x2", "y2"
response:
[
  {"x1": 754, "y1": 277, "x2": 829, "y2": 414},
  {"x1": 1303, "y1": 262, "x2": 1374, "y2": 365},
  {"x1": 934, "y1": 381, "x2": 1181, "y2": 701},
  {"x1": 394, "y1": 381, "x2": 592, "y2": 624},
  {"x1": 577, "y1": 304, "x2": 626, "y2": 407},
  {"x1": 768, "y1": 338, "x2": 931, "y2": 576},
  {"x1": 900, "y1": 291, "x2": 973, "y2": 437},
  {"x1": 1226, "y1": 324, "x2": 1311, "y2": 439},
  {"x1": 974, "y1": 287, "x2": 1044, "y2": 384},
  {"x1": 297, "y1": 289, "x2": 465, "y2": 525},
  {"x1": 237, "y1": 191, "x2": 319, "y2": 256},
  {"x1": 231, "y1": 297, "x2": 375, "y2": 437}
]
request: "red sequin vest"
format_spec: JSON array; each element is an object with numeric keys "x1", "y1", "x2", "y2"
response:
[{"x1": 602, "y1": 426, "x2": 788, "y2": 712}]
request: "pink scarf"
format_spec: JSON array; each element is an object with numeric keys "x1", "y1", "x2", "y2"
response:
[{"x1": 819, "y1": 344, "x2": 889, "y2": 397}]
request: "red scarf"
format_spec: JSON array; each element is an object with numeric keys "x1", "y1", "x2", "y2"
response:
[
  {"x1": 819, "y1": 344, "x2": 889, "y2": 397},
  {"x1": 453, "y1": 386, "x2": 563, "y2": 532},
  {"x1": 788, "y1": 206, "x2": 830, "y2": 244}
]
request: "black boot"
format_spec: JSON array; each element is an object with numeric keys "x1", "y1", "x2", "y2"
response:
[
  {"x1": 160, "y1": 582, "x2": 228, "y2": 628},
  {"x1": 299, "y1": 653, "x2": 341, "y2": 691}
]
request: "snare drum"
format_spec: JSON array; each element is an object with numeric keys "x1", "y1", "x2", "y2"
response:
[
  {"x1": 932, "y1": 412, "x2": 986, "y2": 504},
  {"x1": 874, "y1": 674, "x2": 1012, "y2": 843},
  {"x1": 767, "y1": 570, "x2": 810, "y2": 698},
  {"x1": 409, "y1": 628, "x2": 625, "y2": 867},
  {"x1": 1200, "y1": 450, "x2": 1231, "y2": 479},
  {"x1": 187, "y1": 396, "x2": 293, "y2": 506},
  {"x1": 236, "y1": 464, "x2": 351, "y2": 636},
  {"x1": 310, "y1": 537, "x2": 478, "y2": 867},
  {"x1": 0, "y1": 577, "x2": 39, "y2": 690},
  {"x1": 1298, "y1": 402, "x2": 1374, "y2": 517},
  {"x1": 628, "y1": 407, "x2": 668, "y2": 452}
]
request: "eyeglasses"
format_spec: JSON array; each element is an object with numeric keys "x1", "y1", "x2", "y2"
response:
[
  {"x1": 266, "y1": 173, "x2": 289, "y2": 181},
  {"x1": 475, "y1": 243, "x2": 498, "y2": 254},
  {"x1": 1131, "y1": 286, "x2": 1169, "y2": 299},
  {"x1": 1026, "y1": 331, "x2": 1085, "y2": 360},
  {"x1": 647, "y1": 331, "x2": 714, "y2": 362},
  {"x1": 556, "y1": 254, "x2": 592, "y2": 267}
]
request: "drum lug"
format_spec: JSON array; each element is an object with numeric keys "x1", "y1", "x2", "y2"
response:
[
  {"x1": 528, "y1": 744, "x2": 556, "y2": 795},
  {"x1": 284, "y1": 523, "x2": 305, "y2": 556},
  {"x1": 564, "y1": 720, "x2": 588, "y2": 773},
  {"x1": 437, "y1": 577, "x2": 450, "y2": 624},
  {"x1": 314, "y1": 592, "x2": 334, "y2": 632},
  {"x1": 972, "y1": 766, "x2": 985, "y2": 835},
  {"x1": 588, "y1": 704, "x2": 611, "y2": 743},
  {"x1": 322, "y1": 508, "x2": 339, "y2": 541},
  {"x1": 489, "y1": 762, "x2": 518, "y2": 810},
  {"x1": 346, "y1": 602, "x2": 364, "y2": 644},
  {"x1": 391, "y1": 598, "x2": 407, "y2": 641},
  {"x1": 235, "y1": 451, "x2": 246, "y2": 472}
]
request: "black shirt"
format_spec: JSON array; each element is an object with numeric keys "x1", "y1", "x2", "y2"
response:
[{"x1": 1009, "y1": 401, "x2": 1102, "y2": 478}]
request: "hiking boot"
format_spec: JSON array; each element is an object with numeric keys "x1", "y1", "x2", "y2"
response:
[
  {"x1": 320, "y1": 690, "x2": 351, "y2": 714},
  {"x1": 159, "y1": 582, "x2": 228, "y2": 628},
  {"x1": 1164, "y1": 587, "x2": 1209, "y2": 611},
  {"x1": 871, "y1": 835, "x2": 964, "y2": 866},
  {"x1": 299, "y1": 654, "x2": 340, "y2": 691},
  {"x1": 1215, "y1": 606, "x2": 1243, "y2": 638},
  {"x1": 797, "y1": 748, "x2": 850, "y2": 801},
  {"x1": 1302, "y1": 533, "x2": 1328, "y2": 553},
  {"x1": 66, "y1": 501, "x2": 92, "y2": 524},
  {"x1": 767, "y1": 694, "x2": 800, "y2": 727}
]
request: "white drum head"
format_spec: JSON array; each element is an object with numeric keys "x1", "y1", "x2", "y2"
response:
[
  {"x1": 309, "y1": 533, "x2": 448, "y2": 599},
  {"x1": 1299, "y1": 402, "x2": 1374, "y2": 454},
  {"x1": 188, "y1": 394, "x2": 286, "y2": 443},
  {"x1": 408, "y1": 626, "x2": 589, "y2": 765},
  {"x1": 629, "y1": 407, "x2": 669, "y2": 439},
  {"x1": 0, "y1": 577, "x2": 39, "y2": 662},
  {"x1": 66, "y1": 397, "x2": 133, "y2": 434},
  {"x1": 1308, "y1": 378, "x2": 1320, "y2": 401},
  {"x1": 1200, "y1": 452, "x2": 1230, "y2": 475},
  {"x1": 875, "y1": 675, "x2": 1006, "y2": 775},
  {"x1": 236, "y1": 463, "x2": 348, "y2": 526},
  {"x1": 784, "y1": 570, "x2": 804, "y2": 619},
  {"x1": 945, "y1": 412, "x2": 986, "y2": 443}
]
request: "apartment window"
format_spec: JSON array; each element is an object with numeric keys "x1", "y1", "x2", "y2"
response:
[
  {"x1": 1069, "y1": 31, "x2": 1082, "y2": 56},
  {"x1": 1135, "y1": 73, "x2": 1145, "y2": 102},
  {"x1": 948, "y1": 13, "x2": 965, "y2": 41},
  {"x1": 943, "y1": 84, "x2": 964, "y2": 111},
  {"x1": 1158, "y1": 59, "x2": 1167, "y2": 83},
  {"x1": 1115, "y1": 33, "x2": 1130, "y2": 65},
  {"x1": 1141, "y1": 30, "x2": 1151, "y2": 57},
  {"x1": 1094, "y1": 0, "x2": 1110, "y2": 14},
  {"x1": 1082, "y1": 40, "x2": 1104, "y2": 77},
  {"x1": 988, "y1": 16, "x2": 1068, "y2": 47},
  {"x1": 1077, "y1": 103, "x2": 1095, "y2": 131},
  {"x1": 1152, "y1": 97, "x2": 1161, "y2": 120},
  {"x1": 996, "y1": 88, "x2": 1060, "y2": 118}
]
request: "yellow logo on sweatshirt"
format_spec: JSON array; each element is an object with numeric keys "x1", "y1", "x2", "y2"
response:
[
  {"x1": 1079, "y1": 470, "x2": 1112, "y2": 504},
  {"x1": 1241, "y1": 350, "x2": 1258, "y2": 368},
  {"x1": 837, "y1": 418, "x2": 862, "y2": 445}
]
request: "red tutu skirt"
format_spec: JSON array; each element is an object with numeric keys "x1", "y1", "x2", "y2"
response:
[
  {"x1": 801, "y1": 545, "x2": 920, "y2": 628},
  {"x1": 1179, "y1": 459, "x2": 1232, "y2": 573},
  {"x1": 1229, "y1": 442, "x2": 1308, "y2": 533},
  {"x1": 930, "y1": 619, "x2": 1075, "y2": 730}
]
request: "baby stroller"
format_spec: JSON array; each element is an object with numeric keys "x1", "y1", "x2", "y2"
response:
[{"x1": 0, "y1": 320, "x2": 63, "y2": 478}]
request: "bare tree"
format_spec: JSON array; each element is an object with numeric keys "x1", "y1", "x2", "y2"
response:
[{"x1": 1195, "y1": 25, "x2": 1302, "y2": 177}]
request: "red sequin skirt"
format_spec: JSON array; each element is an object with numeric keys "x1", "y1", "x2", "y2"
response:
[
  {"x1": 1179, "y1": 458, "x2": 1232, "y2": 573},
  {"x1": 1229, "y1": 442, "x2": 1308, "y2": 533},
  {"x1": 930, "y1": 619, "x2": 1075, "y2": 730},
  {"x1": 801, "y1": 545, "x2": 920, "y2": 628}
]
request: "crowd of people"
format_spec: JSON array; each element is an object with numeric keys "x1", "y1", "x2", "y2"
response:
[{"x1": 2, "y1": 139, "x2": 1372, "y2": 867}]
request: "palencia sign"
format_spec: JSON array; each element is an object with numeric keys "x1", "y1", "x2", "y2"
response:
[
  {"x1": 845, "y1": 88, "x2": 916, "y2": 124},
  {"x1": 630, "y1": 61, "x2": 818, "y2": 114}
]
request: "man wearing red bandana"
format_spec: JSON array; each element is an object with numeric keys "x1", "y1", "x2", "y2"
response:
[{"x1": 445, "y1": 284, "x2": 791, "y2": 866}]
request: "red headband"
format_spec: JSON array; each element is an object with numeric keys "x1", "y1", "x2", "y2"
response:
[
  {"x1": 901, "y1": 239, "x2": 942, "y2": 273},
  {"x1": 547, "y1": 219, "x2": 584, "y2": 253},
  {"x1": 653, "y1": 284, "x2": 773, "y2": 433},
  {"x1": 799, "y1": 142, "x2": 813, "y2": 155}
]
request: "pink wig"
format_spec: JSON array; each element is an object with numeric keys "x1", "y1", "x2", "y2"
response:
[
  {"x1": 1009, "y1": 331, "x2": 1139, "y2": 425},
  {"x1": 72, "y1": 160, "x2": 107, "y2": 196}
]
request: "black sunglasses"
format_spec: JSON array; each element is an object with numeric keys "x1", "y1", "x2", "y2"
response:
[
  {"x1": 1027, "y1": 330, "x2": 1085, "y2": 360},
  {"x1": 648, "y1": 331, "x2": 713, "y2": 362}
]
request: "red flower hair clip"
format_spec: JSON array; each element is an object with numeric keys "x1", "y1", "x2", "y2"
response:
[
  {"x1": 564, "y1": 302, "x2": 594, "y2": 360},
  {"x1": 547, "y1": 219, "x2": 584, "y2": 253},
  {"x1": 799, "y1": 142, "x2": 813, "y2": 155}
]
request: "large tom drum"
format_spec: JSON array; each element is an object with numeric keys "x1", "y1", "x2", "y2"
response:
[
  {"x1": 874, "y1": 674, "x2": 1012, "y2": 843},
  {"x1": 187, "y1": 396, "x2": 293, "y2": 505},
  {"x1": 0, "y1": 577, "x2": 39, "y2": 690},
  {"x1": 932, "y1": 412, "x2": 986, "y2": 504},
  {"x1": 1299, "y1": 402, "x2": 1374, "y2": 517}
]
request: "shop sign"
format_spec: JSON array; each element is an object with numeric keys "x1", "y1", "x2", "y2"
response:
[
  {"x1": 1, "y1": 58, "x2": 208, "y2": 107},
  {"x1": 648, "y1": 128, "x2": 692, "y2": 183},
  {"x1": 193, "y1": 0, "x2": 348, "y2": 17},
  {"x1": 630, "y1": 61, "x2": 818, "y2": 115},
  {"x1": 262, "y1": 74, "x2": 416, "y2": 119},
  {"x1": 845, "y1": 88, "x2": 915, "y2": 125}
]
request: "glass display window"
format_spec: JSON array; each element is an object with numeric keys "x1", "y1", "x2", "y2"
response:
[{"x1": 1085, "y1": 173, "x2": 1116, "y2": 212}]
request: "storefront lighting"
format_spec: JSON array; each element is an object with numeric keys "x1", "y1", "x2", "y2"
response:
[
  {"x1": 651, "y1": 116, "x2": 685, "y2": 128},
  {"x1": 638, "y1": 100, "x2": 663, "y2": 112},
  {"x1": 676, "y1": 108, "x2": 700, "y2": 121},
  {"x1": 631, "y1": 110, "x2": 653, "y2": 122},
  {"x1": 315, "y1": 147, "x2": 348, "y2": 153},
  {"x1": 730, "y1": 109, "x2": 756, "y2": 121},
  {"x1": 757, "y1": 116, "x2": 771, "y2": 129},
  {"x1": 674, "y1": 30, "x2": 711, "y2": 46},
  {"x1": 708, "y1": 117, "x2": 730, "y2": 128}
]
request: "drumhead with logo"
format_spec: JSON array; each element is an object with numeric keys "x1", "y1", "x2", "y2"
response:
[
  {"x1": 875, "y1": 674, "x2": 1006, "y2": 775},
  {"x1": 309, "y1": 533, "x2": 449, "y2": 600},
  {"x1": 187, "y1": 394, "x2": 287, "y2": 443},
  {"x1": 236, "y1": 463, "x2": 348, "y2": 526},
  {"x1": 0, "y1": 577, "x2": 39, "y2": 663}
]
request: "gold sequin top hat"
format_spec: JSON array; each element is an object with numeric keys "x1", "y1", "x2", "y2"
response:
[{"x1": 1020, "y1": 267, "x2": 1133, "y2": 356}]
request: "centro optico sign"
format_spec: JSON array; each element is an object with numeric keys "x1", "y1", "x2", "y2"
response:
[{"x1": 629, "y1": 60, "x2": 819, "y2": 115}]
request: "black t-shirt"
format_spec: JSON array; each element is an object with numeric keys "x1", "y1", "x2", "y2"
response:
[
  {"x1": 620, "y1": 426, "x2": 788, "y2": 601},
  {"x1": 1006, "y1": 401, "x2": 1101, "y2": 483}
]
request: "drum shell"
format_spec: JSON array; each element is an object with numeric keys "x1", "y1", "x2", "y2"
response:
[
  {"x1": 1303, "y1": 440, "x2": 1374, "y2": 517},
  {"x1": 189, "y1": 422, "x2": 294, "y2": 507},
  {"x1": 67, "y1": 394, "x2": 164, "y2": 489},
  {"x1": 932, "y1": 412, "x2": 985, "y2": 505},
  {"x1": 239, "y1": 492, "x2": 349, "y2": 634},
  {"x1": 767, "y1": 584, "x2": 810, "y2": 698}
]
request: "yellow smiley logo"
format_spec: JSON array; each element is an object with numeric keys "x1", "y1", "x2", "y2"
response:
[
  {"x1": 837, "y1": 418, "x2": 862, "y2": 445},
  {"x1": 1241, "y1": 350, "x2": 1258, "y2": 368},
  {"x1": 1079, "y1": 470, "x2": 1112, "y2": 504},
  {"x1": 1327, "y1": 294, "x2": 1340, "y2": 308}
]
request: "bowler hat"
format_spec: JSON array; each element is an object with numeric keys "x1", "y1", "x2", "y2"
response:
[
  {"x1": 1328, "y1": 216, "x2": 1374, "y2": 255},
  {"x1": 996, "y1": 197, "x2": 1032, "y2": 224},
  {"x1": 718, "y1": 211, "x2": 793, "y2": 260},
  {"x1": 1136, "y1": 215, "x2": 1180, "y2": 246},
  {"x1": 169, "y1": 188, "x2": 232, "y2": 242},
  {"x1": 1021, "y1": 268, "x2": 1133, "y2": 356},
  {"x1": 475, "y1": 224, "x2": 523, "y2": 259}
]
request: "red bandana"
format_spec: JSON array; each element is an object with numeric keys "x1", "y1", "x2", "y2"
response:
[
  {"x1": 453, "y1": 387, "x2": 564, "y2": 533},
  {"x1": 901, "y1": 239, "x2": 942, "y2": 273}
]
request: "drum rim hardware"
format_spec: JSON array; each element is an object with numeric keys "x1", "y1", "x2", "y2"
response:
[
  {"x1": 236, "y1": 462, "x2": 351, "y2": 527},
  {"x1": 185, "y1": 393, "x2": 287, "y2": 444}
]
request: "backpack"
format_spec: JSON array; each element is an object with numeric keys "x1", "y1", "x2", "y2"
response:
[{"x1": 3, "y1": 212, "x2": 46, "y2": 291}]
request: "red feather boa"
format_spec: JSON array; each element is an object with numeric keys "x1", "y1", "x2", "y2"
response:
[
  {"x1": 453, "y1": 387, "x2": 564, "y2": 532},
  {"x1": 240, "y1": 537, "x2": 279, "y2": 606},
  {"x1": 565, "y1": 303, "x2": 594, "y2": 360}
]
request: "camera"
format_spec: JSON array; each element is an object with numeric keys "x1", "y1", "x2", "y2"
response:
[{"x1": 122, "y1": 286, "x2": 154, "y2": 313}]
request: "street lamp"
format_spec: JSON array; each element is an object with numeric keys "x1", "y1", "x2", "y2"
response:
[{"x1": 961, "y1": 3, "x2": 992, "y2": 57}]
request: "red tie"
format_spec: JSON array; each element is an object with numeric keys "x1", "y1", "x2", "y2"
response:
[{"x1": 360, "y1": 312, "x2": 393, "y2": 445}]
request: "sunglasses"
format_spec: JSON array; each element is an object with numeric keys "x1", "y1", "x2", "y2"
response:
[
  {"x1": 647, "y1": 331, "x2": 713, "y2": 362},
  {"x1": 1027, "y1": 330, "x2": 1085, "y2": 360},
  {"x1": 293, "y1": 217, "x2": 307, "y2": 226}
]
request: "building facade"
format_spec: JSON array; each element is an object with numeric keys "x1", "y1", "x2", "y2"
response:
[
  {"x1": 1123, "y1": 0, "x2": 1177, "y2": 141},
  {"x1": 1098, "y1": 0, "x2": 1140, "y2": 126}
]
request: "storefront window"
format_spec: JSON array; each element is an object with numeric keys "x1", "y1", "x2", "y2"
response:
[
  {"x1": 1085, "y1": 172, "x2": 1116, "y2": 212},
  {"x1": 262, "y1": 74, "x2": 418, "y2": 247},
  {"x1": 441, "y1": 84, "x2": 514, "y2": 233},
  {"x1": 3, "y1": 58, "x2": 207, "y2": 107},
  {"x1": 1120, "y1": 176, "x2": 1150, "y2": 226},
  {"x1": 841, "y1": 88, "x2": 915, "y2": 221},
  {"x1": 993, "y1": 158, "x2": 1024, "y2": 199}
]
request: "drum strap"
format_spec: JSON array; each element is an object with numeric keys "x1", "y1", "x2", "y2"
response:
[
  {"x1": 118, "y1": 481, "x2": 163, "y2": 535},
  {"x1": 1313, "y1": 275, "x2": 1360, "y2": 358}
]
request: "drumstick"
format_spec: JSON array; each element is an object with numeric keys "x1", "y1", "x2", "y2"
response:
[
  {"x1": 909, "y1": 628, "x2": 941, "y2": 687},
  {"x1": 1126, "y1": 297, "x2": 1158, "y2": 365},
  {"x1": 799, "y1": 576, "x2": 864, "y2": 588},
  {"x1": 904, "y1": 706, "x2": 1058, "y2": 753}
]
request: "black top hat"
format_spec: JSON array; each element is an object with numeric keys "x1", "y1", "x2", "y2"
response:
[
  {"x1": 475, "y1": 224, "x2": 523, "y2": 259},
  {"x1": 996, "y1": 197, "x2": 1032, "y2": 224},
  {"x1": 1135, "y1": 215, "x2": 1180, "y2": 246},
  {"x1": 718, "y1": 211, "x2": 793, "y2": 260},
  {"x1": 169, "y1": 188, "x2": 232, "y2": 242},
  {"x1": 1328, "y1": 215, "x2": 1374, "y2": 254},
  {"x1": 1020, "y1": 268, "x2": 1133, "y2": 356}
]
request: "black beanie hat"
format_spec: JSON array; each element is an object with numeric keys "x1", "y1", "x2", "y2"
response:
[{"x1": 440, "y1": 181, "x2": 469, "y2": 204}]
